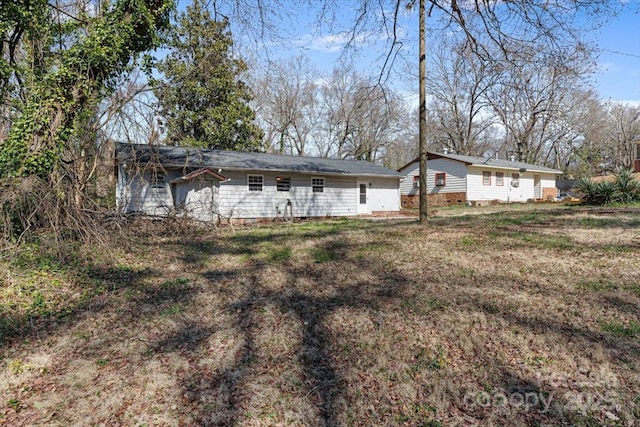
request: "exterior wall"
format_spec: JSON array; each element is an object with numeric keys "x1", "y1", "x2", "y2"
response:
[
  {"x1": 116, "y1": 165, "x2": 179, "y2": 216},
  {"x1": 466, "y1": 167, "x2": 557, "y2": 202},
  {"x1": 399, "y1": 159, "x2": 467, "y2": 196},
  {"x1": 366, "y1": 177, "x2": 401, "y2": 213},
  {"x1": 118, "y1": 166, "x2": 400, "y2": 220},
  {"x1": 217, "y1": 170, "x2": 361, "y2": 219}
]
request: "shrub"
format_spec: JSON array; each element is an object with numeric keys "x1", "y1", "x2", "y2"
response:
[{"x1": 575, "y1": 170, "x2": 640, "y2": 205}]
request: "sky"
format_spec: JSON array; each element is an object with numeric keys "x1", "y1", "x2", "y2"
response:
[
  {"x1": 589, "y1": 3, "x2": 640, "y2": 104},
  {"x1": 175, "y1": 1, "x2": 640, "y2": 105},
  {"x1": 253, "y1": 2, "x2": 640, "y2": 105}
]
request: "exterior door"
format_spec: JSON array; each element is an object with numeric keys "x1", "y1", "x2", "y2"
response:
[
  {"x1": 357, "y1": 182, "x2": 369, "y2": 214},
  {"x1": 533, "y1": 175, "x2": 541, "y2": 199}
]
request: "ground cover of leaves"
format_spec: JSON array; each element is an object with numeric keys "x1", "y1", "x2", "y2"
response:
[{"x1": 1, "y1": 205, "x2": 639, "y2": 426}]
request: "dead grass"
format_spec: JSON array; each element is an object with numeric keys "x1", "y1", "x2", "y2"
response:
[{"x1": 1, "y1": 207, "x2": 639, "y2": 426}]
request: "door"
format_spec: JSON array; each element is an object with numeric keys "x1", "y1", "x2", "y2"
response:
[
  {"x1": 533, "y1": 175, "x2": 541, "y2": 199},
  {"x1": 357, "y1": 182, "x2": 369, "y2": 214}
]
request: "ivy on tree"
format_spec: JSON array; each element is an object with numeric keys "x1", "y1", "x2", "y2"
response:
[
  {"x1": 151, "y1": 0, "x2": 263, "y2": 151},
  {"x1": 0, "y1": 0, "x2": 172, "y2": 179}
]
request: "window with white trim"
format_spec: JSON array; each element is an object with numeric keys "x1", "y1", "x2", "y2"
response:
[
  {"x1": 276, "y1": 176, "x2": 291, "y2": 192},
  {"x1": 435, "y1": 172, "x2": 446, "y2": 187},
  {"x1": 248, "y1": 174, "x2": 263, "y2": 192},
  {"x1": 511, "y1": 173, "x2": 520, "y2": 187},
  {"x1": 496, "y1": 172, "x2": 504, "y2": 186},
  {"x1": 482, "y1": 171, "x2": 491, "y2": 186},
  {"x1": 413, "y1": 175, "x2": 419, "y2": 187},
  {"x1": 311, "y1": 177, "x2": 324, "y2": 193},
  {"x1": 150, "y1": 171, "x2": 166, "y2": 190}
]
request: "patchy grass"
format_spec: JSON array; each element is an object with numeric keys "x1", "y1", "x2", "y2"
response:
[{"x1": 0, "y1": 207, "x2": 639, "y2": 425}]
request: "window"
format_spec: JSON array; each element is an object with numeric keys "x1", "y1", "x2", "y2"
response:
[
  {"x1": 511, "y1": 173, "x2": 520, "y2": 187},
  {"x1": 413, "y1": 175, "x2": 419, "y2": 188},
  {"x1": 311, "y1": 177, "x2": 324, "y2": 193},
  {"x1": 248, "y1": 174, "x2": 263, "y2": 192},
  {"x1": 150, "y1": 171, "x2": 165, "y2": 190},
  {"x1": 276, "y1": 176, "x2": 291, "y2": 192},
  {"x1": 496, "y1": 172, "x2": 504, "y2": 186},
  {"x1": 482, "y1": 171, "x2": 492, "y2": 186},
  {"x1": 435, "y1": 172, "x2": 446, "y2": 187}
]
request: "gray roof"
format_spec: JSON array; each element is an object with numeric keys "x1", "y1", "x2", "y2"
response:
[
  {"x1": 116, "y1": 143, "x2": 403, "y2": 178},
  {"x1": 399, "y1": 152, "x2": 563, "y2": 174}
]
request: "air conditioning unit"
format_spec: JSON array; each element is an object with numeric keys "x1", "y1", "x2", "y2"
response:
[
  {"x1": 436, "y1": 179, "x2": 445, "y2": 186},
  {"x1": 413, "y1": 181, "x2": 420, "y2": 188},
  {"x1": 511, "y1": 181, "x2": 519, "y2": 188}
]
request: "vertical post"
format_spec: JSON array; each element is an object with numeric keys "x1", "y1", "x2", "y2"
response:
[{"x1": 419, "y1": 0, "x2": 428, "y2": 223}]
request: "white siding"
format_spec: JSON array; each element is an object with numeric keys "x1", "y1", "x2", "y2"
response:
[
  {"x1": 118, "y1": 166, "x2": 401, "y2": 220},
  {"x1": 365, "y1": 177, "x2": 401, "y2": 212},
  {"x1": 117, "y1": 166, "x2": 178, "y2": 215},
  {"x1": 466, "y1": 168, "x2": 556, "y2": 202},
  {"x1": 398, "y1": 159, "x2": 466, "y2": 195},
  {"x1": 217, "y1": 171, "x2": 360, "y2": 219},
  {"x1": 399, "y1": 162, "x2": 419, "y2": 196}
]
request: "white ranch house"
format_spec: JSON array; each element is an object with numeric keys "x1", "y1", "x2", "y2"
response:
[
  {"x1": 115, "y1": 143, "x2": 402, "y2": 221},
  {"x1": 399, "y1": 152, "x2": 562, "y2": 208}
]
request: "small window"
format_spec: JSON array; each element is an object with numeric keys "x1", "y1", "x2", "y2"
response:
[
  {"x1": 435, "y1": 172, "x2": 446, "y2": 187},
  {"x1": 511, "y1": 173, "x2": 520, "y2": 187},
  {"x1": 312, "y1": 177, "x2": 324, "y2": 193},
  {"x1": 483, "y1": 171, "x2": 491, "y2": 186},
  {"x1": 413, "y1": 175, "x2": 419, "y2": 188},
  {"x1": 151, "y1": 171, "x2": 165, "y2": 189},
  {"x1": 496, "y1": 172, "x2": 504, "y2": 186},
  {"x1": 276, "y1": 176, "x2": 291, "y2": 192},
  {"x1": 248, "y1": 174, "x2": 263, "y2": 192}
]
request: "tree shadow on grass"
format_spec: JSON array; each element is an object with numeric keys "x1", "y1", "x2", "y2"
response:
[
  {"x1": 0, "y1": 264, "x2": 159, "y2": 348},
  {"x1": 172, "y1": 235, "x2": 411, "y2": 426}
]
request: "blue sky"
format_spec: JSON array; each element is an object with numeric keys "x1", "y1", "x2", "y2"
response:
[
  {"x1": 177, "y1": 1, "x2": 640, "y2": 104},
  {"x1": 590, "y1": 3, "x2": 640, "y2": 103}
]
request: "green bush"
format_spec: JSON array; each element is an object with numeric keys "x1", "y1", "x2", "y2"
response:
[{"x1": 575, "y1": 170, "x2": 640, "y2": 205}]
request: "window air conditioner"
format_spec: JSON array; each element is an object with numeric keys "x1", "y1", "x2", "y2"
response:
[
  {"x1": 511, "y1": 182, "x2": 519, "y2": 188},
  {"x1": 413, "y1": 182, "x2": 419, "y2": 188},
  {"x1": 436, "y1": 179, "x2": 445, "y2": 186}
]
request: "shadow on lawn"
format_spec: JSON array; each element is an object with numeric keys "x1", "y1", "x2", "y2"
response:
[
  {"x1": 171, "y1": 225, "x2": 411, "y2": 426},
  {"x1": 0, "y1": 265, "x2": 159, "y2": 347}
]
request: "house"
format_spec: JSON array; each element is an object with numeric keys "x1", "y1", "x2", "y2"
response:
[
  {"x1": 398, "y1": 151, "x2": 563, "y2": 208},
  {"x1": 115, "y1": 143, "x2": 403, "y2": 221}
]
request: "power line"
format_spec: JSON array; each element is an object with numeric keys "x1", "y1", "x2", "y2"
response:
[{"x1": 600, "y1": 48, "x2": 640, "y2": 59}]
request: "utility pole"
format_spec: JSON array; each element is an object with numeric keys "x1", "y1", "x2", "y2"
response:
[{"x1": 419, "y1": 0, "x2": 428, "y2": 223}]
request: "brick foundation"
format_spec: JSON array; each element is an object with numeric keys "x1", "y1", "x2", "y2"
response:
[{"x1": 402, "y1": 192, "x2": 467, "y2": 208}]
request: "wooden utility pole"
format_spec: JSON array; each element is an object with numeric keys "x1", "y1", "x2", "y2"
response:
[{"x1": 419, "y1": 0, "x2": 428, "y2": 224}]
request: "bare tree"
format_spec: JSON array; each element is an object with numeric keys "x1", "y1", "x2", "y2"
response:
[
  {"x1": 427, "y1": 39, "x2": 495, "y2": 155},
  {"x1": 252, "y1": 56, "x2": 319, "y2": 155}
]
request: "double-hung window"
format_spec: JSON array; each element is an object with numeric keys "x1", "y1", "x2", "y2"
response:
[
  {"x1": 311, "y1": 177, "x2": 324, "y2": 193},
  {"x1": 248, "y1": 174, "x2": 263, "y2": 192},
  {"x1": 482, "y1": 171, "x2": 491, "y2": 186}
]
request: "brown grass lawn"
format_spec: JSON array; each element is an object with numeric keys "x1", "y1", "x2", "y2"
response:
[{"x1": 1, "y1": 205, "x2": 639, "y2": 426}]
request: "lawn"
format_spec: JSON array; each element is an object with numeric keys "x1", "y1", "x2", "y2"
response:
[{"x1": 1, "y1": 206, "x2": 639, "y2": 426}]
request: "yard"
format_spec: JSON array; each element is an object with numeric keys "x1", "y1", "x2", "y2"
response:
[{"x1": 1, "y1": 205, "x2": 639, "y2": 426}]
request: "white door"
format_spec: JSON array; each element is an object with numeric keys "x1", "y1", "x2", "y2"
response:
[
  {"x1": 357, "y1": 182, "x2": 369, "y2": 214},
  {"x1": 533, "y1": 175, "x2": 541, "y2": 199}
]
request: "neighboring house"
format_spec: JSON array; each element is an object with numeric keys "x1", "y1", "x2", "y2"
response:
[
  {"x1": 398, "y1": 151, "x2": 563, "y2": 208},
  {"x1": 115, "y1": 143, "x2": 403, "y2": 221}
]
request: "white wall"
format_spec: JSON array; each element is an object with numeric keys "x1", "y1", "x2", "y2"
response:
[
  {"x1": 364, "y1": 177, "x2": 401, "y2": 212},
  {"x1": 117, "y1": 165, "x2": 177, "y2": 216},
  {"x1": 466, "y1": 167, "x2": 557, "y2": 202},
  {"x1": 399, "y1": 159, "x2": 466, "y2": 195},
  {"x1": 118, "y1": 166, "x2": 401, "y2": 220},
  {"x1": 217, "y1": 171, "x2": 360, "y2": 219}
]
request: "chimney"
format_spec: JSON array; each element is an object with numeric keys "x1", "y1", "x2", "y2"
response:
[{"x1": 495, "y1": 151, "x2": 498, "y2": 160}]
